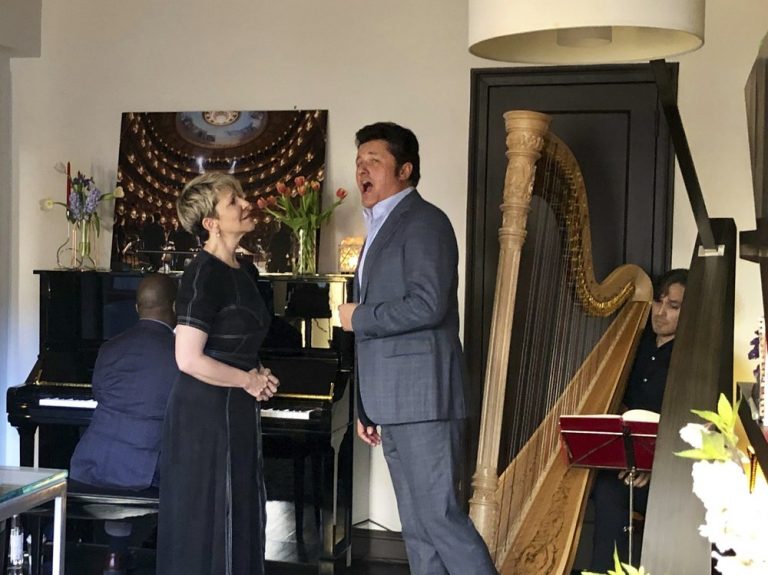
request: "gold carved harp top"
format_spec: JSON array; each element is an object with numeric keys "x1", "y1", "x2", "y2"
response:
[{"x1": 469, "y1": 111, "x2": 652, "y2": 575}]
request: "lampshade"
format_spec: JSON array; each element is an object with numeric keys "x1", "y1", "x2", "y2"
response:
[
  {"x1": 469, "y1": 0, "x2": 705, "y2": 64},
  {"x1": 338, "y1": 236, "x2": 364, "y2": 274}
]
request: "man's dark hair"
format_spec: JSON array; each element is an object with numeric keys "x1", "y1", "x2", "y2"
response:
[
  {"x1": 653, "y1": 268, "x2": 688, "y2": 301},
  {"x1": 355, "y1": 122, "x2": 421, "y2": 186}
]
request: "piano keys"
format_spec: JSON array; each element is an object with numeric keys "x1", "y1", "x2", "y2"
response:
[
  {"x1": 6, "y1": 269, "x2": 355, "y2": 573},
  {"x1": 39, "y1": 398, "x2": 98, "y2": 409},
  {"x1": 38, "y1": 396, "x2": 317, "y2": 421}
]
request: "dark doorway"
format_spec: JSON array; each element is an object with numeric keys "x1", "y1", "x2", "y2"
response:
[{"x1": 463, "y1": 63, "x2": 676, "y2": 489}]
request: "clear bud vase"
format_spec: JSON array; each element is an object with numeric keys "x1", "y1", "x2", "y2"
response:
[
  {"x1": 76, "y1": 219, "x2": 96, "y2": 270},
  {"x1": 292, "y1": 227, "x2": 317, "y2": 275},
  {"x1": 56, "y1": 220, "x2": 78, "y2": 269}
]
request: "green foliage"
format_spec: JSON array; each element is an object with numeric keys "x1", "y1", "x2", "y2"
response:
[
  {"x1": 581, "y1": 546, "x2": 654, "y2": 575},
  {"x1": 676, "y1": 393, "x2": 741, "y2": 464}
]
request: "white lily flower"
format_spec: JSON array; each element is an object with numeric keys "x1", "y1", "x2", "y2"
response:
[
  {"x1": 679, "y1": 422, "x2": 708, "y2": 448},
  {"x1": 39, "y1": 198, "x2": 55, "y2": 211}
]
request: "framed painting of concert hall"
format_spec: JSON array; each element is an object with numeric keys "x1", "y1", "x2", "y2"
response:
[{"x1": 110, "y1": 109, "x2": 328, "y2": 273}]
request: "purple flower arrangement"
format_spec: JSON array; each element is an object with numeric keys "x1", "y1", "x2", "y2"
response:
[
  {"x1": 40, "y1": 163, "x2": 124, "y2": 236},
  {"x1": 67, "y1": 172, "x2": 101, "y2": 222}
]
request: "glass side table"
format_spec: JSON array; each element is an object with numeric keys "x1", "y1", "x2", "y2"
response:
[{"x1": 0, "y1": 466, "x2": 67, "y2": 575}]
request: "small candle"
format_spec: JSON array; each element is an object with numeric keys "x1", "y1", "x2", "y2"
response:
[{"x1": 66, "y1": 162, "x2": 72, "y2": 206}]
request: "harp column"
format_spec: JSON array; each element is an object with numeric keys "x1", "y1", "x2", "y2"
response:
[{"x1": 469, "y1": 110, "x2": 550, "y2": 559}]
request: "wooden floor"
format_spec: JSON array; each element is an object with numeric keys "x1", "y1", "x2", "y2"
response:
[
  {"x1": 30, "y1": 501, "x2": 410, "y2": 575},
  {"x1": 45, "y1": 550, "x2": 409, "y2": 575}
]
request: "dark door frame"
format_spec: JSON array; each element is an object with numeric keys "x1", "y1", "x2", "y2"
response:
[{"x1": 463, "y1": 63, "x2": 677, "y2": 493}]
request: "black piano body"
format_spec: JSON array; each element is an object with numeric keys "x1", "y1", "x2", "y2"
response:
[{"x1": 7, "y1": 269, "x2": 355, "y2": 572}]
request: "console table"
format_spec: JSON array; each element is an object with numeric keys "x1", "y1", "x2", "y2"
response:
[{"x1": 0, "y1": 467, "x2": 67, "y2": 575}]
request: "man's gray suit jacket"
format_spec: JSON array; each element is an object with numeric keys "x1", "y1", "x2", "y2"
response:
[{"x1": 352, "y1": 190, "x2": 467, "y2": 425}]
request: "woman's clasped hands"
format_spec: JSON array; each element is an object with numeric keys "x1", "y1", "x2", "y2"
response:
[{"x1": 245, "y1": 366, "x2": 280, "y2": 401}]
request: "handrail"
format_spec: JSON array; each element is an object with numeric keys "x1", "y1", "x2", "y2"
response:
[
  {"x1": 641, "y1": 218, "x2": 736, "y2": 575},
  {"x1": 651, "y1": 59, "x2": 717, "y2": 251}
]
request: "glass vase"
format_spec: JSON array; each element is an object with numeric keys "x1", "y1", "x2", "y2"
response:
[
  {"x1": 292, "y1": 227, "x2": 317, "y2": 275},
  {"x1": 56, "y1": 221, "x2": 78, "y2": 269},
  {"x1": 76, "y1": 219, "x2": 96, "y2": 270}
]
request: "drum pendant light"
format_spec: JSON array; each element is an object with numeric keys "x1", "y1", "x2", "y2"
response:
[{"x1": 469, "y1": 0, "x2": 705, "y2": 64}]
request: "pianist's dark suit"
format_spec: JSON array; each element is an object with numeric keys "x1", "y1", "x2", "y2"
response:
[{"x1": 70, "y1": 318, "x2": 178, "y2": 490}]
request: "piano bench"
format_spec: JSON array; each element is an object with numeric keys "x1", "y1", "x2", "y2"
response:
[{"x1": 26, "y1": 480, "x2": 159, "y2": 575}]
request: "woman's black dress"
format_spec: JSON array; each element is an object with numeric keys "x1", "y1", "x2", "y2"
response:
[{"x1": 158, "y1": 251, "x2": 271, "y2": 575}]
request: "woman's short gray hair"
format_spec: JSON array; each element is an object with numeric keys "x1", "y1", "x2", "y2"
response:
[{"x1": 176, "y1": 172, "x2": 244, "y2": 238}]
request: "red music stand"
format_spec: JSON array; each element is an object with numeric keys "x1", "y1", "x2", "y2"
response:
[{"x1": 559, "y1": 413, "x2": 659, "y2": 566}]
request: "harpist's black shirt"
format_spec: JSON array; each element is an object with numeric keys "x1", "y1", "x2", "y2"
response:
[{"x1": 622, "y1": 326, "x2": 675, "y2": 413}]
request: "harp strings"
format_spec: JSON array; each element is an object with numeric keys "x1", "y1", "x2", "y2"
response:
[
  {"x1": 498, "y1": 139, "x2": 614, "y2": 523},
  {"x1": 468, "y1": 116, "x2": 648, "y2": 570}
]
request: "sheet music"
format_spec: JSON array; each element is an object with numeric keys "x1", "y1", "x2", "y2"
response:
[
  {"x1": 559, "y1": 412, "x2": 659, "y2": 471},
  {"x1": 622, "y1": 409, "x2": 660, "y2": 423}
]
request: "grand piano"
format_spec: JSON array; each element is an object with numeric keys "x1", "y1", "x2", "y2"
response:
[{"x1": 6, "y1": 269, "x2": 355, "y2": 573}]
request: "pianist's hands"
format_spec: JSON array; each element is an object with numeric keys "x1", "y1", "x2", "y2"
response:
[{"x1": 244, "y1": 366, "x2": 280, "y2": 401}]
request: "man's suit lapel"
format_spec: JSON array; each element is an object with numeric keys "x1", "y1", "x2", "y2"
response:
[{"x1": 358, "y1": 191, "x2": 420, "y2": 303}]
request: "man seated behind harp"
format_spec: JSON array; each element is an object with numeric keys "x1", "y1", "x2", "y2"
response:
[{"x1": 588, "y1": 268, "x2": 688, "y2": 571}]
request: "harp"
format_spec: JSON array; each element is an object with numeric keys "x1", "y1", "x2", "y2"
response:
[{"x1": 468, "y1": 110, "x2": 653, "y2": 574}]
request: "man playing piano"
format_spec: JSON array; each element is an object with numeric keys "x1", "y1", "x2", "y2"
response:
[
  {"x1": 339, "y1": 122, "x2": 497, "y2": 575},
  {"x1": 69, "y1": 273, "x2": 179, "y2": 573}
]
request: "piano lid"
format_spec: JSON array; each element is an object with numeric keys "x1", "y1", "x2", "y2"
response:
[{"x1": 30, "y1": 270, "x2": 354, "y2": 389}]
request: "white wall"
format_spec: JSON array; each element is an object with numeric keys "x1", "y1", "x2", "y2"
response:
[
  {"x1": 0, "y1": 54, "x2": 12, "y2": 470},
  {"x1": 2, "y1": 0, "x2": 41, "y2": 490},
  {"x1": 671, "y1": 0, "x2": 768, "y2": 383},
  {"x1": 0, "y1": 0, "x2": 41, "y2": 57},
  {"x1": 6, "y1": 0, "x2": 768, "y2": 531},
  {"x1": 8, "y1": 0, "x2": 479, "y2": 531}
]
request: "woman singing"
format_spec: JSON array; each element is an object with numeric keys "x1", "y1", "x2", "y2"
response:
[{"x1": 158, "y1": 172, "x2": 278, "y2": 574}]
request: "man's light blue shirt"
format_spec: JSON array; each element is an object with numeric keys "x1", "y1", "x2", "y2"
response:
[{"x1": 358, "y1": 187, "x2": 414, "y2": 285}]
